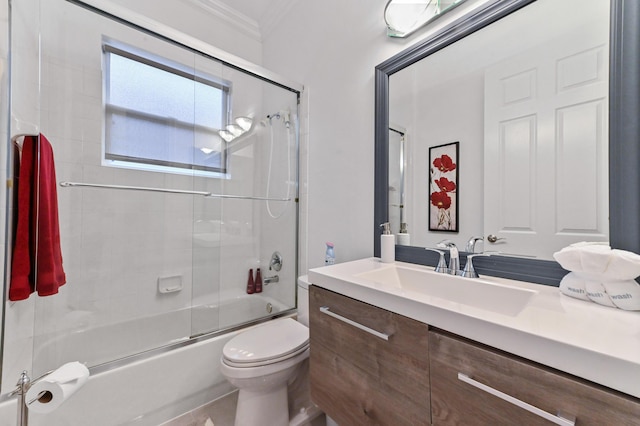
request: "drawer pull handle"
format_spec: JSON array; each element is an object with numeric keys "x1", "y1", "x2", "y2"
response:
[
  {"x1": 457, "y1": 373, "x2": 575, "y2": 426},
  {"x1": 319, "y1": 306, "x2": 391, "y2": 341}
]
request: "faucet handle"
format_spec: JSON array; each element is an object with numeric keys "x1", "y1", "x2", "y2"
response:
[
  {"x1": 425, "y1": 248, "x2": 449, "y2": 273},
  {"x1": 460, "y1": 253, "x2": 491, "y2": 278}
]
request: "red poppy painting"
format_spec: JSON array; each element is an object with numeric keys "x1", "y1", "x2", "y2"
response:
[{"x1": 429, "y1": 142, "x2": 459, "y2": 232}]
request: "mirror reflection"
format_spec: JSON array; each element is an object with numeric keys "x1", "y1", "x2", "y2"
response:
[{"x1": 388, "y1": 0, "x2": 609, "y2": 260}]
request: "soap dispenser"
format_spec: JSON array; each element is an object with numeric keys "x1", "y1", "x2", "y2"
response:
[
  {"x1": 397, "y1": 222, "x2": 411, "y2": 246},
  {"x1": 380, "y1": 222, "x2": 395, "y2": 263}
]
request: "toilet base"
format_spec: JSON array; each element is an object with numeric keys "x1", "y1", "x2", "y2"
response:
[{"x1": 235, "y1": 384, "x2": 288, "y2": 426}]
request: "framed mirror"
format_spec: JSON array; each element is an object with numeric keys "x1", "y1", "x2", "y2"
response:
[{"x1": 374, "y1": 0, "x2": 640, "y2": 285}]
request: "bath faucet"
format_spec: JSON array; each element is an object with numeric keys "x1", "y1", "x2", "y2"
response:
[
  {"x1": 263, "y1": 275, "x2": 279, "y2": 285},
  {"x1": 437, "y1": 240, "x2": 460, "y2": 275},
  {"x1": 465, "y1": 236, "x2": 484, "y2": 254}
]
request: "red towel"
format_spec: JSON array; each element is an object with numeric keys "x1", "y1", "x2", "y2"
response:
[{"x1": 9, "y1": 134, "x2": 66, "y2": 301}]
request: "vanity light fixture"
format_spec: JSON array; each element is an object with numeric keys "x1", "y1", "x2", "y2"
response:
[
  {"x1": 384, "y1": 0, "x2": 466, "y2": 38},
  {"x1": 218, "y1": 116, "x2": 254, "y2": 143}
]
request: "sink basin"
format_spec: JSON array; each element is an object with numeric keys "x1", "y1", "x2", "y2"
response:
[{"x1": 355, "y1": 265, "x2": 537, "y2": 316}]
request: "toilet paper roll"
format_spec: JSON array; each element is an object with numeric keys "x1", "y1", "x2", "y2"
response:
[{"x1": 26, "y1": 361, "x2": 90, "y2": 414}]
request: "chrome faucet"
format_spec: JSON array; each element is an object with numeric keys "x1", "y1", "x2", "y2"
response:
[
  {"x1": 465, "y1": 236, "x2": 484, "y2": 254},
  {"x1": 460, "y1": 253, "x2": 491, "y2": 278},
  {"x1": 425, "y1": 248, "x2": 449, "y2": 273},
  {"x1": 437, "y1": 240, "x2": 460, "y2": 275}
]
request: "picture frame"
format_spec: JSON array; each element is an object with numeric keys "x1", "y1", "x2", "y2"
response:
[{"x1": 429, "y1": 141, "x2": 459, "y2": 232}]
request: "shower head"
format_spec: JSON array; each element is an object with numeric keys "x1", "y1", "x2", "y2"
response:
[
  {"x1": 263, "y1": 110, "x2": 292, "y2": 129},
  {"x1": 281, "y1": 111, "x2": 291, "y2": 129}
]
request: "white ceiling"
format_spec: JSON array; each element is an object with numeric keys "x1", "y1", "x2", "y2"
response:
[{"x1": 191, "y1": 0, "x2": 298, "y2": 40}]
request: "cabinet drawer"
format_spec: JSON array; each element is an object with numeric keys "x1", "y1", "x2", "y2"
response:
[
  {"x1": 310, "y1": 285, "x2": 430, "y2": 425},
  {"x1": 429, "y1": 330, "x2": 640, "y2": 426}
]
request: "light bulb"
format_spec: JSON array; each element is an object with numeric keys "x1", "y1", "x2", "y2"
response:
[
  {"x1": 219, "y1": 130, "x2": 234, "y2": 142},
  {"x1": 226, "y1": 124, "x2": 243, "y2": 137},
  {"x1": 235, "y1": 116, "x2": 253, "y2": 131}
]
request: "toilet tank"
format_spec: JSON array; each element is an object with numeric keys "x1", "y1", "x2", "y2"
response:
[{"x1": 297, "y1": 275, "x2": 311, "y2": 327}]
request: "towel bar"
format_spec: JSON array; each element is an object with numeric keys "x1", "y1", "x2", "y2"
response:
[{"x1": 59, "y1": 181, "x2": 291, "y2": 201}]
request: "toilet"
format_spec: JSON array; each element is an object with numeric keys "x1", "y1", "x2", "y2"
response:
[{"x1": 220, "y1": 275, "x2": 321, "y2": 426}]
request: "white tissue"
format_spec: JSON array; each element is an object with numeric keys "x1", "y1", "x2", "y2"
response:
[
  {"x1": 555, "y1": 243, "x2": 640, "y2": 310},
  {"x1": 558, "y1": 272, "x2": 590, "y2": 301},
  {"x1": 584, "y1": 281, "x2": 616, "y2": 307},
  {"x1": 580, "y1": 245, "x2": 613, "y2": 275},
  {"x1": 603, "y1": 249, "x2": 640, "y2": 281},
  {"x1": 26, "y1": 361, "x2": 89, "y2": 414},
  {"x1": 602, "y1": 280, "x2": 640, "y2": 311},
  {"x1": 553, "y1": 247, "x2": 584, "y2": 272}
]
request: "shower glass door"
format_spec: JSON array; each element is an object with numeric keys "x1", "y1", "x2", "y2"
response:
[
  {"x1": 190, "y1": 59, "x2": 299, "y2": 336},
  {"x1": 13, "y1": 0, "x2": 299, "y2": 379}
]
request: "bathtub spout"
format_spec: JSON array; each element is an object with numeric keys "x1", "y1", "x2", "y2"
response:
[{"x1": 263, "y1": 275, "x2": 279, "y2": 285}]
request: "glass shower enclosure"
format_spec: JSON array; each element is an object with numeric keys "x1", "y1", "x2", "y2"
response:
[{"x1": 8, "y1": 0, "x2": 300, "y2": 378}]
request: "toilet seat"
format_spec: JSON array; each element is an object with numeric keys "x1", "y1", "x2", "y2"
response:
[{"x1": 222, "y1": 318, "x2": 309, "y2": 368}]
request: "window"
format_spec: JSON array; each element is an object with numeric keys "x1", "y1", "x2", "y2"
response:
[{"x1": 103, "y1": 44, "x2": 229, "y2": 174}]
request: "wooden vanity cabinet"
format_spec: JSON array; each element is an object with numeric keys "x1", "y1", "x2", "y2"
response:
[
  {"x1": 429, "y1": 330, "x2": 640, "y2": 426},
  {"x1": 309, "y1": 285, "x2": 430, "y2": 426}
]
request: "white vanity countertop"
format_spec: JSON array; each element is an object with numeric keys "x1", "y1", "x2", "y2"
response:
[{"x1": 308, "y1": 258, "x2": 640, "y2": 399}]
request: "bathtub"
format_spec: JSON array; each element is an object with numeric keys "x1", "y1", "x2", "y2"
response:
[
  {"x1": 0, "y1": 295, "x2": 294, "y2": 426},
  {"x1": 31, "y1": 293, "x2": 291, "y2": 376}
]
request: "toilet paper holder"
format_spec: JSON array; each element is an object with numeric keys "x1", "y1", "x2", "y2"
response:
[{"x1": 9, "y1": 369, "x2": 54, "y2": 426}]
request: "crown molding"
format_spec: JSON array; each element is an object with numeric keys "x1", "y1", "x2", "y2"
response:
[
  {"x1": 260, "y1": 0, "x2": 298, "y2": 39},
  {"x1": 190, "y1": 0, "x2": 262, "y2": 41}
]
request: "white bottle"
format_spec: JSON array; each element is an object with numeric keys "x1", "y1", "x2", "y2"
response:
[
  {"x1": 396, "y1": 222, "x2": 411, "y2": 246},
  {"x1": 380, "y1": 222, "x2": 395, "y2": 263}
]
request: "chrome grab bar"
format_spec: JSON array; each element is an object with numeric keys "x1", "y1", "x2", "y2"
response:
[
  {"x1": 319, "y1": 306, "x2": 392, "y2": 341},
  {"x1": 59, "y1": 181, "x2": 290, "y2": 201},
  {"x1": 457, "y1": 373, "x2": 576, "y2": 426}
]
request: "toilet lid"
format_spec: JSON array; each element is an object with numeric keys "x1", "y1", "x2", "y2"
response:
[{"x1": 223, "y1": 318, "x2": 309, "y2": 365}]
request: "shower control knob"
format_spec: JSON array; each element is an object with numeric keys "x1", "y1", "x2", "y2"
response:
[{"x1": 270, "y1": 251, "x2": 283, "y2": 271}]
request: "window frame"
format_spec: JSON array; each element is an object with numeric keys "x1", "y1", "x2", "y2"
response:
[{"x1": 103, "y1": 43, "x2": 231, "y2": 175}]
